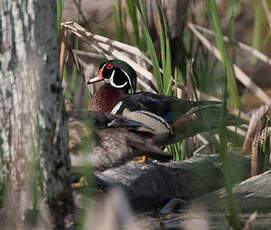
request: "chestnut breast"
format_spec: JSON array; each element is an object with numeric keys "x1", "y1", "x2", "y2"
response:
[{"x1": 90, "y1": 83, "x2": 128, "y2": 112}]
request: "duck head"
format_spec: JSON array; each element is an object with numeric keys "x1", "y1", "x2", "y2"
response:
[
  {"x1": 88, "y1": 60, "x2": 137, "y2": 112},
  {"x1": 88, "y1": 60, "x2": 137, "y2": 94}
]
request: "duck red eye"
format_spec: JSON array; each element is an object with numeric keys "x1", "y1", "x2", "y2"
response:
[{"x1": 106, "y1": 64, "x2": 114, "y2": 69}]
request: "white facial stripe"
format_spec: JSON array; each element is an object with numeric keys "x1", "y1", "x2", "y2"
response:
[
  {"x1": 119, "y1": 68, "x2": 134, "y2": 93},
  {"x1": 104, "y1": 69, "x2": 115, "y2": 83},
  {"x1": 110, "y1": 79, "x2": 127, "y2": 88},
  {"x1": 109, "y1": 69, "x2": 115, "y2": 80},
  {"x1": 108, "y1": 69, "x2": 128, "y2": 88}
]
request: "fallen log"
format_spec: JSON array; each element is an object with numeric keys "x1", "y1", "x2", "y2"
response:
[
  {"x1": 94, "y1": 153, "x2": 250, "y2": 210},
  {"x1": 192, "y1": 170, "x2": 271, "y2": 213}
]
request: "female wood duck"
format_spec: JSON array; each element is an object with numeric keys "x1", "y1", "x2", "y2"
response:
[
  {"x1": 68, "y1": 111, "x2": 171, "y2": 172},
  {"x1": 88, "y1": 59, "x2": 242, "y2": 146}
]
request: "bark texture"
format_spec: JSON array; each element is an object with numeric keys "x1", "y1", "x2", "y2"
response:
[{"x1": 0, "y1": 0, "x2": 73, "y2": 228}]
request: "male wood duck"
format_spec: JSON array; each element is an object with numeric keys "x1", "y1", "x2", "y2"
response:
[
  {"x1": 87, "y1": 59, "x2": 242, "y2": 146},
  {"x1": 68, "y1": 60, "x2": 244, "y2": 175}
]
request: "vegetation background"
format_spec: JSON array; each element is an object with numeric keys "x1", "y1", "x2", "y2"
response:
[
  {"x1": 1, "y1": 0, "x2": 271, "y2": 229},
  {"x1": 59, "y1": 1, "x2": 271, "y2": 229}
]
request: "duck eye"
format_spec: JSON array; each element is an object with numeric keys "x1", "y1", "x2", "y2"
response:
[{"x1": 106, "y1": 64, "x2": 114, "y2": 69}]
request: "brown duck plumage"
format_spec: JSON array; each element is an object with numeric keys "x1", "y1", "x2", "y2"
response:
[{"x1": 68, "y1": 111, "x2": 171, "y2": 172}]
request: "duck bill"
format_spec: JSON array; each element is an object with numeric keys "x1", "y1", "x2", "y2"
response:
[{"x1": 87, "y1": 68, "x2": 104, "y2": 84}]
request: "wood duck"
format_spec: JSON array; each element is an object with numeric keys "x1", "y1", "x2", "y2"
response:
[
  {"x1": 89, "y1": 60, "x2": 137, "y2": 112},
  {"x1": 88, "y1": 59, "x2": 243, "y2": 146},
  {"x1": 68, "y1": 111, "x2": 171, "y2": 172}
]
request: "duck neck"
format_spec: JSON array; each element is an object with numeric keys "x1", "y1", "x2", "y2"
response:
[{"x1": 91, "y1": 83, "x2": 128, "y2": 112}]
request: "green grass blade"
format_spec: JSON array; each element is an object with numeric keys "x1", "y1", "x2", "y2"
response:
[
  {"x1": 158, "y1": 15, "x2": 166, "y2": 76},
  {"x1": 126, "y1": 0, "x2": 141, "y2": 48},
  {"x1": 207, "y1": 0, "x2": 240, "y2": 110},
  {"x1": 157, "y1": 0, "x2": 172, "y2": 96},
  {"x1": 113, "y1": 0, "x2": 124, "y2": 41},
  {"x1": 136, "y1": 0, "x2": 163, "y2": 94},
  {"x1": 252, "y1": 0, "x2": 264, "y2": 64},
  {"x1": 229, "y1": 0, "x2": 237, "y2": 64},
  {"x1": 164, "y1": 36, "x2": 172, "y2": 96},
  {"x1": 219, "y1": 79, "x2": 242, "y2": 230},
  {"x1": 208, "y1": 1, "x2": 242, "y2": 228},
  {"x1": 56, "y1": 0, "x2": 63, "y2": 34}
]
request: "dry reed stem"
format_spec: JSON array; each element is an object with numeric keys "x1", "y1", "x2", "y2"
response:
[
  {"x1": 190, "y1": 23, "x2": 271, "y2": 66},
  {"x1": 188, "y1": 23, "x2": 271, "y2": 106},
  {"x1": 242, "y1": 105, "x2": 271, "y2": 153},
  {"x1": 59, "y1": 28, "x2": 67, "y2": 79},
  {"x1": 243, "y1": 211, "x2": 257, "y2": 230},
  {"x1": 251, "y1": 127, "x2": 271, "y2": 176},
  {"x1": 60, "y1": 22, "x2": 157, "y2": 92}
]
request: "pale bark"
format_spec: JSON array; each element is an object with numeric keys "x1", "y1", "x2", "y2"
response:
[{"x1": 0, "y1": 0, "x2": 74, "y2": 229}]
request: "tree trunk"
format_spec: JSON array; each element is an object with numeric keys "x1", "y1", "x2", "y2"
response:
[{"x1": 0, "y1": 0, "x2": 74, "y2": 229}]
